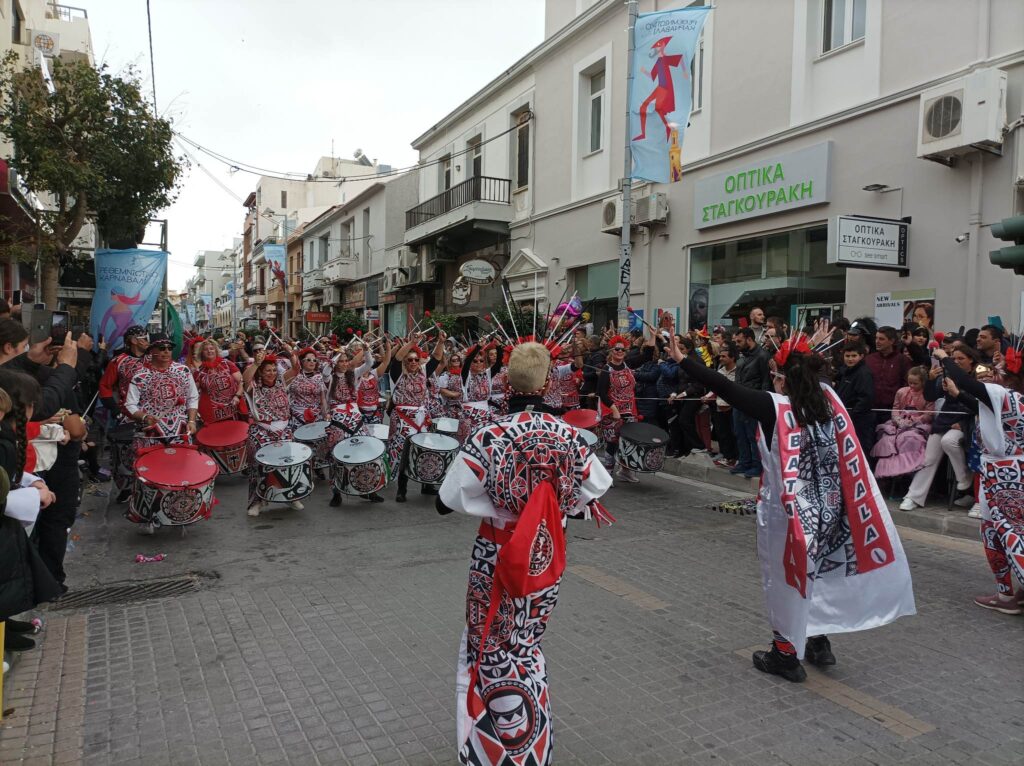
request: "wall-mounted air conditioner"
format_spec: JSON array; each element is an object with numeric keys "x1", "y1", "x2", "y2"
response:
[
  {"x1": 917, "y1": 68, "x2": 1007, "y2": 165},
  {"x1": 600, "y1": 195, "x2": 636, "y2": 234},
  {"x1": 635, "y1": 193, "x2": 669, "y2": 225}
]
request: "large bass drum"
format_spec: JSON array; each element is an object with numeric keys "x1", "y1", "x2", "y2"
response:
[
  {"x1": 406, "y1": 432, "x2": 459, "y2": 486},
  {"x1": 293, "y1": 421, "x2": 331, "y2": 470},
  {"x1": 128, "y1": 445, "x2": 218, "y2": 526},
  {"x1": 254, "y1": 442, "x2": 314, "y2": 503},
  {"x1": 331, "y1": 436, "x2": 389, "y2": 496},
  {"x1": 195, "y1": 420, "x2": 250, "y2": 475},
  {"x1": 617, "y1": 422, "x2": 669, "y2": 473}
]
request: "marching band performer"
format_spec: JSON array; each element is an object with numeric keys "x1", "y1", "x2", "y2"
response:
[
  {"x1": 98, "y1": 324, "x2": 149, "y2": 502},
  {"x1": 189, "y1": 339, "x2": 244, "y2": 424},
  {"x1": 437, "y1": 341, "x2": 613, "y2": 766},
  {"x1": 124, "y1": 334, "x2": 199, "y2": 454},
  {"x1": 285, "y1": 348, "x2": 329, "y2": 428},
  {"x1": 387, "y1": 332, "x2": 443, "y2": 502},
  {"x1": 543, "y1": 341, "x2": 584, "y2": 414},
  {"x1": 457, "y1": 341, "x2": 502, "y2": 443},
  {"x1": 434, "y1": 350, "x2": 465, "y2": 421},
  {"x1": 596, "y1": 335, "x2": 640, "y2": 482},
  {"x1": 356, "y1": 337, "x2": 393, "y2": 425},
  {"x1": 242, "y1": 352, "x2": 300, "y2": 517},
  {"x1": 674, "y1": 331, "x2": 915, "y2": 683}
]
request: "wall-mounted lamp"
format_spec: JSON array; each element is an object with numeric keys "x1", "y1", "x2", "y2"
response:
[{"x1": 862, "y1": 183, "x2": 890, "y2": 192}]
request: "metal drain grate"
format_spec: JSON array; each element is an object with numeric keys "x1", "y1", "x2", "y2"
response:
[{"x1": 48, "y1": 571, "x2": 217, "y2": 611}]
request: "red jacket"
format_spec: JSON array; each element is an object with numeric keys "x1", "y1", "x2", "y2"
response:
[{"x1": 866, "y1": 350, "x2": 912, "y2": 410}]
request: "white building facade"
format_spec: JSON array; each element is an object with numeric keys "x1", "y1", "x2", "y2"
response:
[{"x1": 408, "y1": 0, "x2": 1024, "y2": 333}]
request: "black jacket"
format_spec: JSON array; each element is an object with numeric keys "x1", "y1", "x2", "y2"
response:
[
  {"x1": 735, "y1": 345, "x2": 770, "y2": 391},
  {"x1": 0, "y1": 469, "x2": 63, "y2": 620},
  {"x1": 2, "y1": 354, "x2": 79, "y2": 419},
  {"x1": 835, "y1": 360, "x2": 875, "y2": 415}
]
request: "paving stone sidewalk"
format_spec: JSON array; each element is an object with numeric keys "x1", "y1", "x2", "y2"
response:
[{"x1": 2, "y1": 472, "x2": 1023, "y2": 765}]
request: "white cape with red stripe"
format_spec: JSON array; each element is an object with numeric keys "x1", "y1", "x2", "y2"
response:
[{"x1": 756, "y1": 388, "x2": 915, "y2": 658}]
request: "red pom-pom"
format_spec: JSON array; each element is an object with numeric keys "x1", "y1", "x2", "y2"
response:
[
  {"x1": 484, "y1": 314, "x2": 492, "y2": 321},
  {"x1": 627, "y1": 306, "x2": 634, "y2": 312},
  {"x1": 934, "y1": 331, "x2": 945, "y2": 343},
  {"x1": 424, "y1": 310, "x2": 431, "y2": 317},
  {"x1": 356, "y1": 330, "x2": 363, "y2": 337},
  {"x1": 346, "y1": 326, "x2": 352, "y2": 333}
]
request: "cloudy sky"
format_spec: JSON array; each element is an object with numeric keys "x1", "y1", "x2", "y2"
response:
[{"x1": 89, "y1": 0, "x2": 546, "y2": 288}]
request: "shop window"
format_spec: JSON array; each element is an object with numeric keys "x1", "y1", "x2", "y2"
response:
[
  {"x1": 690, "y1": 225, "x2": 843, "y2": 329},
  {"x1": 822, "y1": 0, "x2": 866, "y2": 54}
]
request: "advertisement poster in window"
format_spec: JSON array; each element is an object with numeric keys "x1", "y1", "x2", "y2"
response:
[
  {"x1": 656, "y1": 307, "x2": 680, "y2": 331},
  {"x1": 874, "y1": 289, "x2": 936, "y2": 331},
  {"x1": 688, "y1": 284, "x2": 708, "y2": 329}
]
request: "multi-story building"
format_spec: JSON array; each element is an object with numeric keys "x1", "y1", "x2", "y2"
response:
[
  {"x1": 185, "y1": 249, "x2": 230, "y2": 332},
  {"x1": 214, "y1": 239, "x2": 243, "y2": 335},
  {"x1": 0, "y1": 1, "x2": 95, "y2": 305},
  {"x1": 302, "y1": 171, "x2": 418, "y2": 335},
  {"x1": 240, "y1": 154, "x2": 387, "y2": 333},
  {"x1": 406, "y1": 0, "x2": 1024, "y2": 333}
]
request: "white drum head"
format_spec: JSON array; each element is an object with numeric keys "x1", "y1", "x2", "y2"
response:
[
  {"x1": 332, "y1": 436, "x2": 385, "y2": 463},
  {"x1": 293, "y1": 421, "x2": 329, "y2": 441},
  {"x1": 255, "y1": 442, "x2": 312, "y2": 466},
  {"x1": 410, "y1": 432, "x2": 459, "y2": 451}
]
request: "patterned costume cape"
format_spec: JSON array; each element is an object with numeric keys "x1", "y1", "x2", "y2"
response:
[
  {"x1": 439, "y1": 409, "x2": 612, "y2": 766},
  {"x1": 974, "y1": 384, "x2": 1024, "y2": 592},
  {"x1": 598, "y1": 364, "x2": 636, "y2": 445},
  {"x1": 287, "y1": 372, "x2": 327, "y2": 427},
  {"x1": 756, "y1": 386, "x2": 915, "y2": 658},
  {"x1": 247, "y1": 381, "x2": 292, "y2": 507},
  {"x1": 193, "y1": 359, "x2": 240, "y2": 424},
  {"x1": 387, "y1": 369, "x2": 430, "y2": 467},
  {"x1": 127, "y1": 362, "x2": 198, "y2": 451}
]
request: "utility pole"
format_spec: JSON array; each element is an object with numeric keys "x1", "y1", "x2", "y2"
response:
[{"x1": 619, "y1": 0, "x2": 638, "y2": 333}]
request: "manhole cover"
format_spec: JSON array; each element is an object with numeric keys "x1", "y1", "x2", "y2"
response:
[{"x1": 47, "y1": 571, "x2": 218, "y2": 611}]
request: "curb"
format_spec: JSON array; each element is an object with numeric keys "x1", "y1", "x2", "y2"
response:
[{"x1": 659, "y1": 454, "x2": 982, "y2": 542}]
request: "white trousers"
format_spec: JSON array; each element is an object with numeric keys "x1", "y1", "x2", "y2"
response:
[{"x1": 904, "y1": 429, "x2": 971, "y2": 505}]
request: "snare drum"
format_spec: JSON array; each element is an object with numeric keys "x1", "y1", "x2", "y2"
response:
[
  {"x1": 128, "y1": 445, "x2": 218, "y2": 526},
  {"x1": 578, "y1": 428, "x2": 600, "y2": 456},
  {"x1": 432, "y1": 417, "x2": 459, "y2": 437},
  {"x1": 331, "y1": 436, "x2": 389, "y2": 496},
  {"x1": 254, "y1": 442, "x2": 314, "y2": 503},
  {"x1": 563, "y1": 409, "x2": 600, "y2": 431},
  {"x1": 367, "y1": 423, "x2": 390, "y2": 442},
  {"x1": 406, "y1": 432, "x2": 459, "y2": 486},
  {"x1": 195, "y1": 420, "x2": 250, "y2": 475},
  {"x1": 617, "y1": 422, "x2": 669, "y2": 473},
  {"x1": 293, "y1": 421, "x2": 331, "y2": 470},
  {"x1": 109, "y1": 423, "x2": 138, "y2": 492}
]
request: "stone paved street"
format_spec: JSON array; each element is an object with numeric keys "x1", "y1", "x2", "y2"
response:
[{"x1": 2, "y1": 470, "x2": 1024, "y2": 765}]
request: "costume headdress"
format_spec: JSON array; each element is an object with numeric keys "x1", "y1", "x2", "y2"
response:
[{"x1": 773, "y1": 335, "x2": 812, "y2": 367}]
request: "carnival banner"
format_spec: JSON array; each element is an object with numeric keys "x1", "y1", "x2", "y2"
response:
[
  {"x1": 91, "y1": 248, "x2": 167, "y2": 350},
  {"x1": 201, "y1": 293, "x2": 213, "y2": 321},
  {"x1": 184, "y1": 302, "x2": 197, "y2": 327},
  {"x1": 265, "y1": 244, "x2": 287, "y2": 287},
  {"x1": 629, "y1": 6, "x2": 710, "y2": 184}
]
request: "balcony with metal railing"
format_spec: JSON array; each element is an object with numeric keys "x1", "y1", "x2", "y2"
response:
[{"x1": 405, "y1": 176, "x2": 513, "y2": 246}]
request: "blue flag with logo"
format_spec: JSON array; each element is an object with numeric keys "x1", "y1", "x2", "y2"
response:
[
  {"x1": 265, "y1": 244, "x2": 287, "y2": 287},
  {"x1": 629, "y1": 6, "x2": 710, "y2": 184},
  {"x1": 91, "y1": 248, "x2": 167, "y2": 350}
]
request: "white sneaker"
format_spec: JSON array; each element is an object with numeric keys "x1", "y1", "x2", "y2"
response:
[
  {"x1": 898, "y1": 498, "x2": 918, "y2": 512},
  {"x1": 290, "y1": 500, "x2": 305, "y2": 510},
  {"x1": 247, "y1": 503, "x2": 261, "y2": 517},
  {"x1": 615, "y1": 464, "x2": 640, "y2": 483},
  {"x1": 967, "y1": 503, "x2": 983, "y2": 519}
]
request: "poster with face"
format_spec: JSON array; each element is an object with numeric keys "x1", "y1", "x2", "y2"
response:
[
  {"x1": 657, "y1": 307, "x2": 680, "y2": 331},
  {"x1": 688, "y1": 285, "x2": 708, "y2": 330},
  {"x1": 903, "y1": 298, "x2": 935, "y2": 331}
]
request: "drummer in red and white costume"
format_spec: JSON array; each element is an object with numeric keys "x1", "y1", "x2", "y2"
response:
[
  {"x1": 189, "y1": 339, "x2": 244, "y2": 424},
  {"x1": 456, "y1": 341, "x2": 503, "y2": 443},
  {"x1": 285, "y1": 348, "x2": 329, "y2": 428},
  {"x1": 124, "y1": 333, "x2": 199, "y2": 454},
  {"x1": 388, "y1": 332, "x2": 443, "y2": 502},
  {"x1": 242, "y1": 352, "x2": 299, "y2": 516},
  {"x1": 98, "y1": 325, "x2": 150, "y2": 502},
  {"x1": 543, "y1": 341, "x2": 584, "y2": 414},
  {"x1": 597, "y1": 335, "x2": 640, "y2": 482},
  {"x1": 435, "y1": 350, "x2": 466, "y2": 420},
  {"x1": 355, "y1": 339, "x2": 391, "y2": 425}
]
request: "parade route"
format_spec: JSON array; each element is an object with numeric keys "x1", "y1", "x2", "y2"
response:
[{"x1": 2, "y1": 471, "x2": 1022, "y2": 765}]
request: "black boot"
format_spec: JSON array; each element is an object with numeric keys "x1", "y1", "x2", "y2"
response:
[
  {"x1": 363, "y1": 493, "x2": 384, "y2": 503},
  {"x1": 804, "y1": 635, "x2": 836, "y2": 667},
  {"x1": 116, "y1": 488, "x2": 131, "y2": 504},
  {"x1": 329, "y1": 491, "x2": 342, "y2": 508},
  {"x1": 421, "y1": 485, "x2": 438, "y2": 496},
  {"x1": 6, "y1": 618, "x2": 37, "y2": 634},
  {"x1": 4, "y1": 630, "x2": 36, "y2": 652},
  {"x1": 752, "y1": 645, "x2": 806, "y2": 683}
]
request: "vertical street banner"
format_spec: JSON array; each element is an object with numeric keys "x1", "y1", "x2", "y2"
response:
[
  {"x1": 185, "y1": 302, "x2": 197, "y2": 327},
  {"x1": 265, "y1": 244, "x2": 287, "y2": 287},
  {"x1": 629, "y1": 6, "x2": 711, "y2": 184},
  {"x1": 91, "y1": 248, "x2": 168, "y2": 351},
  {"x1": 201, "y1": 294, "x2": 213, "y2": 321},
  {"x1": 165, "y1": 301, "x2": 184, "y2": 359}
]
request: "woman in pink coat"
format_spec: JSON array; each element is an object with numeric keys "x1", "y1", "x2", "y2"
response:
[{"x1": 873, "y1": 367, "x2": 934, "y2": 477}]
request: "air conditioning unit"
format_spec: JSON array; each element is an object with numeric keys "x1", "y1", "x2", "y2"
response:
[
  {"x1": 397, "y1": 246, "x2": 417, "y2": 270},
  {"x1": 422, "y1": 244, "x2": 446, "y2": 275},
  {"x1": 382, "y1": 266, "x2": 404, "y2": 293},
  {"x1": 635, "y1": 193, "x2": 669, "y2": 225},
  {"x1": 917, "y1": 68, "x2": 1007, "y2": 165},
  {"x1": 600, "y1": 195, "x2": 636, "y2": 235},
  {"x1": 322, "y1": 285, "x2": 342, "y2": 306}
]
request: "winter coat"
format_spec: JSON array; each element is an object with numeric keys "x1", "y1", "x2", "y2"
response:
[
  {"x1": 0, "y1": 468, "x2": 63, "y2": 620},
  {"x1": 633, "y1": 347, "x2": 662, "y2": 421},
  {"x1": 735, "y1": 345, "x2": 770, "y2": 391}
]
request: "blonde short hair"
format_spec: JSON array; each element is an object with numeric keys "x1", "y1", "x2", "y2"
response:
[{"x1": 507, "y1": 342, "x2": 550, "y2": 394}]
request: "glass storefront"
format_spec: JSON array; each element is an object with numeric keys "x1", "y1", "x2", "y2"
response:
[{"x1": 688, "y1": 224, "x2": 845, "y2": 330}]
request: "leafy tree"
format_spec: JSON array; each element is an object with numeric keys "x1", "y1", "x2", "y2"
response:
[
  {"x1": 330, "y1": 310, "x2": 367, "y2": 343},
  {"x1": 0, "y1": 52, "x2": 185, "y2": 305}
]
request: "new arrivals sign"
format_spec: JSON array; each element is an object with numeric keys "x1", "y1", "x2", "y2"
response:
[{"x1": 694, "y1": 141, "x2": 831, "y2": 229}]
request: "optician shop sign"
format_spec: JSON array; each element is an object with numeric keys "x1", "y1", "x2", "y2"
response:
[
  {"x1": 694, "y1": 141, "x2": 832, "y2": 229},
  {"x1": 830, "y1": 215, "x2": 909, "y2": 273}
]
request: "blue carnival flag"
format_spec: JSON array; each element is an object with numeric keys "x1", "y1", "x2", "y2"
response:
[
  {"x1": 629, "y1": 6, "x2": 710, "y2": 184},
  {"x1": 91, "y1": 248, "x2": 168, "y2": 350},
  {"x1": 201, "y1": 293, "x2": 213, "y2": 321},
  {"x1": 265, "y1": 244, "x2": 287, "y2": 287},
  {"x1": 184, "y1": 302, "x2": 197, "y2": 327}
]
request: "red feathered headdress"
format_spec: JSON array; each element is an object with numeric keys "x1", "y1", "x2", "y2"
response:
[
  {"x1": 406, "y1": 346, "x2": 426, "y2": 359},
  {"x1": 608, "y1": 335, "x2": 628, "y2": 349},
  {"x1": 1005, "y1": 347, "x2": 1022, "y2": 375},
  {"x1": 773, "y1": 335, "x2": 812, "y2": 367},
  {"x1": 259, "y1": 353, "x2": 279, "y2": 366}
]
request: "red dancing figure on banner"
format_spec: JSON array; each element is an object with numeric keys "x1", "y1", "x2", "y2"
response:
[{"x1": 633, "y1": 36, "x2": 688, "y2": 142}]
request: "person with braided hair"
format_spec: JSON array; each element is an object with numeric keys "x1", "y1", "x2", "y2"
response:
[{"x1": 674, "y1": 331, "x2": 915, "y2": 683}]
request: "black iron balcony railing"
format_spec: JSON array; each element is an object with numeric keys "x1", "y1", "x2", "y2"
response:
[{"x1": 405, "y1": 176, "x2": 511, "y2": 230}]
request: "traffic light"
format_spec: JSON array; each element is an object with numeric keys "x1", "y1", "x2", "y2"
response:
[{"x1": 989, "y1": 214, "x2": 1024, "y2": 275}]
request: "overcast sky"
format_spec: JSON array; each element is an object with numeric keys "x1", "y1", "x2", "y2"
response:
[{"x1": 89, "y1": 0, "x2": 546, "y2": 289}]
